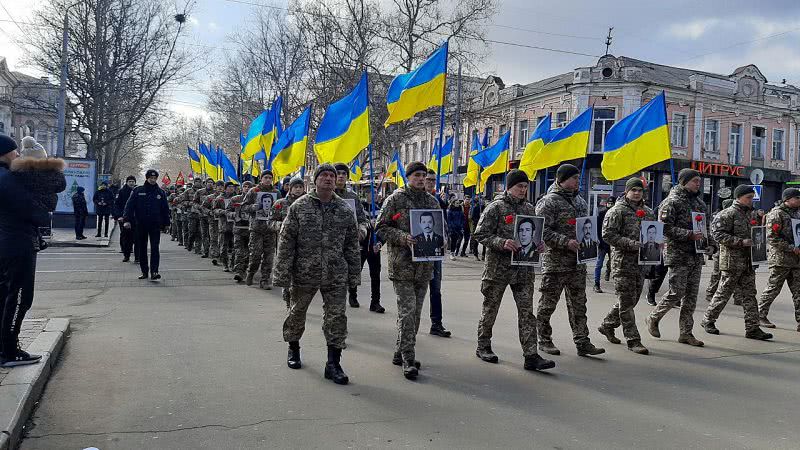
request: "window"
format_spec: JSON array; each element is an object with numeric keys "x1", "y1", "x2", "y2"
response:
[
  {"x1": 555, "y1": 111, "x2": 568, "y2": 127},
  {"x1": 752, "y1": 126, "x2": 766, "y2": 159},
  {"x1": 772, "y1": 129, "x2": 785, "y2": 160},
  {"x1": 412, "y1": 142, "x2": 419, "y2": 162},
  {"x1": 729, "y1": 124, "x2": 742, "y2": 165},
  {"x1": 486, "y1": 127, "x2": 494, "y2": 144},
  {"x1": 499, "y1": 124, "x2": 507, "y2": 138},
  {"x1": 518, "y1": 120, "x2": 529, "y2": 148},
  {"x1": 671, "y1": 113, "x2": 688, "y2": 147},
  {"x1": 591, "y1": 108, "x2": 616, "y2": 153},
  {"x1": 536, "y1": 115, "x2": 547, "y2": 125},
  {"x1": 421, "y1": 139, "x2": 428, "y2": 159},
  {"x1": 704, "y1": 119, "x2": 719, "y2": 152}
]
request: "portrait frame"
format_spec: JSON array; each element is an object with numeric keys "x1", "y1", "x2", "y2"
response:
[
  {"x1": 692, "y1": 211, "x2": 709, "y2": 254},
  {"x1": 638, "y1": 220, "x2": 664, "y2": 266},
  {"x1": 511, "y1": 215, "x2": 544, "y2": 267},
  {"x1": 791, "y1": 219, "x2": 800, "y2": 248},
  {"x1": 255, "y1": 192, "x2": 278, "y2": 220},
  {"x1": 409, "y1": 209, "x2": 446, "y2": 262},
  {"x1": 751, "y1": 226, "x2": 768, "y2": 264},
  {"x1": 576, "y1": 216, "x2": 598, "y2": 264}
]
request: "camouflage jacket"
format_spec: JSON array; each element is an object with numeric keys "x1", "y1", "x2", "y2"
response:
[
  {"x1": 268, "y1": 193, "x2": 301, "y2": 233},
  {"x1": 200, "y1": 189, "x2": 219, "y2": 217},
  {"x1": 711, "y1": 201, "x2": 754, "y2": 272},
  {"x1": 273, "y1": 190, "x2": 360, "y2": 288},
  {"x1": 534, "y1": 183, "x2": 589, "y2": 273},
  {"x1": 375, "y1": 186, "x2": 440, "y2": 282},
  {"x1": 765, "y1": 204, "x2": 800, "y2": 268},
  {"x1": 178, "y1": 187, "x2": 198, "y2": 217},
  {"x1": 473, "y1": 191, "x2": 536, "y2": 283},
  {"x1": 602, "y1": 197, "x2": 655, "y2": 276},
  {"x1": 226, "y1": 193, "x2": 250, "y2": 230},
  {"x1": 192, "y1": 187, "x2": 211, "y2": 218},
  {"x1": 659, "y1": 185, "x2": 707, "y2": 266},
  {"x1": 242, "y1": 184, "x2": 280, "y2": 234},
  {"x1": 213, "y1": 192, "x2": 236, "y2": 233},
  {"x1": 336, "y1": 187, "x2": 368, "y2": 239}
]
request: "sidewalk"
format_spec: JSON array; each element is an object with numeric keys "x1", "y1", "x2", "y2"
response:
[
  {"x1": 0, "y1": 318, "x2": 70, "y2": 450},
  {"x1": 49, "y1": 223, "x2": 116, "y2": 248}
]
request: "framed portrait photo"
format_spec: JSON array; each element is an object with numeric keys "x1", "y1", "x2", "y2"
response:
[
  {"x1": 692, "y1": 211, "x2": 709, "y2": 254},
  {"x1": 409, "y1": 209, "x2": 446, "y2": 262},
  {"x1": 639, "y1": 221, "x2": 663, "y2": 265},
  {"x1": 576, "y1": 216, "x2": 598, "y2": 264},
  {"x1": 791, "y1": 218, "x2": 800, "y2": 248},
  {"x1": 751, "y1": 226, "x2": 768, "y2": 264},
  {"x1": 511, "y1": 215, "x2": 544, "y2": 267},
  {"x1": 255, "y1": 192, "x2": 278, "y2": 220},
  {"x1": 343, "y1": 198, "x2": 358, "y2": 222}
]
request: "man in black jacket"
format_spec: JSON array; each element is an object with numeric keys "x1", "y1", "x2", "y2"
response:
[
  {"x1": 114, "y1": 176, "x2": 137, "y2": 262},
  {"x1": 93, "y1": 181, "x2": 114, "y2": 237},
  {"x1": 72, "y1": 186, "x2": 89, "y2": 240},
  {"x1": 123, "y1": 169, "x2": 170, "y2": 280}
]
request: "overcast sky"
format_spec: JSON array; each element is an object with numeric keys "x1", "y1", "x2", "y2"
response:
[{"x1": 2, "y1": 0, "x2": 799, "y2": 121}]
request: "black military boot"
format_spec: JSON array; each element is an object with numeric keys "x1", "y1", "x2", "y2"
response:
[
  {"x1": 577, "y1": 342, "x2": 605, "y2": 357},
  {"x1": 524, "y1": 354, "x2": 555, "y2": 371},
  {"x1": 627, "y1": 340, "x2": 649, "y2": 355},
  {"x1": 538, "y1": 341, "x2": 560, "y2": 355},
  {"x1": 402, "y1": 360, "x2": 419, "y2": 380},
  {"x1": 234, "y1": 274, "x2": 243, "y2": 282},
  {"x1": 211, "y1": 258, "x2": 218, "y2": 266},
  {"x1": 430, "y1": 322, "x2": 451, "y2": 337},
  {"x1": 348, "y1": 289, "x2": 359, "y2": 308},
  {"x1": 392, "y1": 352, "x2": 420, "y2": 369},
  {"x1": 475, "y1": 345, "x2": 499, "y2": 363},
  {"x1": 597, "y1": 325, "x2": 621, "y2": 344},
  {"x1": 701, "y1": 320, "x2": 720, "y2": 335},
  {"x1": 645, "y1": 316, "x2": 661, "y2": 338},
  {"x1": 245, "y1": 273, "x2": 254, "y2": 286},
  {"x1": 287, "y1": 341, "x2": 301, "y2": 369},
  {"x1": 324, "y1": 346, "x2": 349, "y2": 385},
  {"x1": 369, "y1": 301, "x2": 385, "y2": 313},
  {"x1": 745, "y1": 328, "x2": 773, "y2": 341}
]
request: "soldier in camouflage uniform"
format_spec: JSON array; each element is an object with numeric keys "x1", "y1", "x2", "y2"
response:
[
  {"x1": 194, "y1": 178, "x2": 215, "y2": 258},
  {"x1": 214, "y1": 182, "x2": 237, "y2": 272},
  {"x1": 758, "y1": 188, "x2": 800, "y2": 331},
  {"x1": 597, "y1": 178, "x2": 654, "y2": 355},
  {"x1": 334, "y1": 163, "x2": 369, "y2": 308},
  {"x1": 376, "y1": 161, "x2": 441, "y2": 380},
  {"x1": 645, "y1": 169, "x2": 706, "y2": 347},
  {"x1": 701, "y1": 185, "x2": 773, "y2": 340},
  {"x1": 472, "y1": 170, "x2": 555, "y2": 371},
  {"x1": 269, "y1": 176, "x2": 306, "y2": 308},
  {"x1": 205, "y1": 180, "x2": 224, "y2": 265},
  {"x1": 167, "y1": 186, "x2": 178, "y2": 241},
  {"x1": 704, "y1": 199, "x2": 733, "y2": 303},
  {"x1": 184, "y1": 178, "x2": 203, "y2": 254},
  {"x1": 228, "y1": 180, "x2": 253, "y2": 282},
  {"x1": 275, "y1": 164, "x2": 360, "y2": 386},
  {"x1": 534, "y1": 164, "x2": 605, "y2": 357},
  {"x1": 243, "y1": 171, "x2": 281, "y2": 288},
  {"x1": 172, "y1": 187, "x2": 185, "y2": 246}
]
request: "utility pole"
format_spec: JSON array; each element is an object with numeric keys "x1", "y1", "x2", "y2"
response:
[
  {"x1": 56, "y1": 7, "x2": 73, "y2": 158},
  {"x1": 604, "y1": 27, "x2": 614, "y2": 56}
]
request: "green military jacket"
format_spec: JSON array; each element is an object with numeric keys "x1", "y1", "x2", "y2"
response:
[
  {"x1": 765, "y1": 204, "x2": 800, "y2": 268},
  {"x1": 659, "y1": 185, "x2": 707, "y2": 266},
  {"x1": 242, "y1": 183, "x2": 280, "y2": 233},
  {"x1": 602, "y1": 197, "x2": 655, "y2": 276},
  {"x1": 473, "y1": 191, "x2": 536, "y2": 283},
  {"x1": 534, "y1": 183, "x2": 589, "y2": 274},
  {"x1": 269, "y1": 193, "x2": 301, "y2": 233},
  {"x1": 336, "y1": 187, "x2": 368, "y2": 239},
  {"x1": 711, "y1": 201, "x2": 755, "y2": 272}
]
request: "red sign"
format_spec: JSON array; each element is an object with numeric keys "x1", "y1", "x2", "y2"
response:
[
  {"x1": 176, "y1": 171, "x2": 185, "y2": 187},
  {"x1": 690, "y1": 161, "x2": 745, "y2": 178},
  {"x1": 161, "y1": 173, "x2": 172, "y2": 186}
]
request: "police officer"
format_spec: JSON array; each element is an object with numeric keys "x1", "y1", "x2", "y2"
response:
[
  {"x1": 243, "y1": 171, "x2": 281, "y2": 288},
  {"x1": 275, "y1": 164, "x2": 360, "y2": 385},
  {"x1": 123, "y1": 169, "x2": 170, "y2": 280}
]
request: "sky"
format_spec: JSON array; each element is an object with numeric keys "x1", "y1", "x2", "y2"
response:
[{"x1": 2, "y1": 0, "x2": 800, "y2": 122}]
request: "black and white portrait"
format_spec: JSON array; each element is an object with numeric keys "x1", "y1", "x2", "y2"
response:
[
  {"x1": 693, "y1": 211, "x2": 708, "y2": 253},
  {"x1": 511, "y1": 215, "x2": 545, "y2": 266},
  {"x1": 255, "y1": 192, "x2": 277, "y2": 220},
  {"x1": 751, "y1": 226, "x2": 768, "y2": 264},
  {"x1": 576, "y1": 216, "x2": 598, "y2": 263},
  {"x1": 792, "y1": 219, "x2": 800, "y2": 248},
  {"x1": 343, "y1": 198, "x2": 358, "y2": 221},
  {"x1": 639, "y1": 221, "x2": 663, "y2": 265},
  {"x1": 410, "y1": 209, "x2": 446, "y2": 262}
]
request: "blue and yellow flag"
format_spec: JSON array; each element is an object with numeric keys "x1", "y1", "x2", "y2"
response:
[
  {"x1": 528, "y1": 108, "x2": 592, "y2": 170},
  {"x1": 427, "y1": 136, "x2": 453, "y2": 175},
  {"x1": 219, "y1": 150, "x2": 240, "y2": 185},
  {"x1": 519, "y1": 114, "x2": 556, "y2": 179},
  {"x1": 314, "y1": 72, "x2": 370, "y2": 164},
  {"x1": 198, "y1": 143, "x2": 220, "y2": 180},
  {"x1": 385, "y1": 42, "x2": 448, "y2": 126},
  {"x1": 385, "y1": 151, "x2": 406, "y2": 188},
  {"x1": 242, "y1": 110, "x2": 268, "y2": 159},
  {"x1": 463, "y1": 132, "x2": 482, "y2": 191},
  {"x1": 350, "y1": 158, "x2": 363, "y2": 182},
  {"x1": 242, "y1": 158, "x2": 261, "y2": 178},
  {"x1": 263, "y1": 97, "x2": 283, "y2": 168},
  {"x1": 601, "y1": 92, "x2": 671, "y2": 180},
  {"x1": 473, "y1": 131, "x2": 510, "y2": 191},
  {"x1": 187, "y1": 146, "x2": 202, "y2": 175},
  {"x1": 272, "y1": 106, "x2": 311, "y2": 181}
]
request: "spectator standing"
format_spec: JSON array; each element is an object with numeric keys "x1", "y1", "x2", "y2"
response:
[
  {"x1": 115, "y1": 176, "x2": 137, "y2": 262},
  {"x1": 72, "y1": 186, "x2": 88, "y2": 239},
  {"x1": 460, "y1": 196, "x2": 472, "y2": 257},
  {"x1": 447, "y1": 200, "x2": 465, "y2": 260},
  {"x1": 93, "y1": 181, "x2": 114, "y2": 237},
  {"x1": 123, "y1": 169, "x2": 170, "y2": 280}
]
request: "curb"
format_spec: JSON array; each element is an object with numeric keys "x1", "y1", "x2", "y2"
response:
[
  {"x1": 0, "y1": 318, "x2": 70, "y2": 450},
  {"x1": 49, "y1": 224, "x2": 116, "y2": 248}
]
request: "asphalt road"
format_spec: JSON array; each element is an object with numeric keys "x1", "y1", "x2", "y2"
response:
[{"x1": 18, "y1": 235, "x2": 800, "y2": 449}]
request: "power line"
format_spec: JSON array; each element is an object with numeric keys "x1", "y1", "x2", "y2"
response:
[
  {"x1": 679, "y1": 26, "x2": 800, "y2": 63},
  {"x1": 0, "y1": 1, "x2": 25, "y2": 33}
]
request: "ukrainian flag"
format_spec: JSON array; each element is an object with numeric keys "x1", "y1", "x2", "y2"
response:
[
  {"x1": 473, "y1": 131, "x2": 510, "y2": 191},
  {"x1": 350, "y1": 158, "x2": 363, "y2": 182},
  {"x1": 427, "y1": 136, "x2": 453, "y2": 175},
  {"x1": 187, "y1": 146, "x2": 202, "y2": 175},
  {"x1": 242, "y1": 110, "x2": 268, "y2": 159},
  {"x1": 601, "y1": 92, "x2": 672, "y2": 180},
  {"x1": 385, "y1": 151, "x2": 406, "y2": 188},
  {"x1": 243, "y1": 158, "x2": 261, "y2": 178},
  {"x1": 385, "y1": 42, "x2": 448, "y2": 127},
  {"x1": 263, "y1": 97, "x2": 283, "y2": 168},
  {"x1": 463, "y1": 133, "x2": 482, "y2": 191},
  {"x1": 314, "y1": 72, "x2": 370, "y2": 164},
  {"x1": 528, "y1": 107, "x2": 592, "y2": 170},
  {"x1": 519, "y1": 114, "x2": 556, "y2": 179},
  {"x1": 199, "y1": 143, "x2": 220, "y2": 180},
  {"x1": 272, "y1": 106, "x2": 311, "y2": 181}
]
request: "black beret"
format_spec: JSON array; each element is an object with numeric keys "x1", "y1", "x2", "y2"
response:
[
  {"x1": 556, "y1": 164, "x2": 580, "y2": 183},
  {"x1": 261, "y1": 169, "x2": 273, "y2": 178},
  {"x1": 734, "y1": 184, "x2": 755, "y2": 199},
  {"x1": 505, "y1": 169, "x2": 529, "y2": 189},
  {"x1": 678, "y1": 168, "x2": 701, "y2": 185}
]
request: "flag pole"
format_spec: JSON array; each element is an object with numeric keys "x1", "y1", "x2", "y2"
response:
[
  {"x1": 660, "y1": 91, "x2": 677, "y2": 187},
  {"x1": 435, "y1": 40, "x2": 449, "y2": 193},
  {"x1": 368, "y1": 144, "x2": 377, "y2": 246},
  {"x1": 578, "y1": 105, "x2": 594, "y2": 196}
]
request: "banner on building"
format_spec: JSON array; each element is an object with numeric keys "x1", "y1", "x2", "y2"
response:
[{"x1": 56, "y1": 159, "x2": 97, "y2": 215}]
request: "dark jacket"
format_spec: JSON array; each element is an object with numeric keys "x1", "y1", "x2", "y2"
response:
[
  {"x1": 93, "y1": 188, "x2": 114, "y2": 215},
  {"x1": 470, "y1": 201, "x2": 482, "y2": 225},
  {"x1": 114, "y1": 185, "x2": 134, "y2": 218},
  {"x1": 72, "y1": 189, "x2": 88, "y2": 216},
  {"x1": 597, "y1": 206, "x2": 610, "y2": 252},
  {"x1": 0, "y1": 162, "x2": 48, "y2": 256},
  {"x1": 447, "y1": 204, "x2": 465, "y2": 233},
  {"x1": 123, "y1": 182, "x2": 170, "y2": 228},
  {"x1": 10, "y1": 157, "x2": 66, "y2": 213}
]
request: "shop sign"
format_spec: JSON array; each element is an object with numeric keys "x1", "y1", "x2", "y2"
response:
[{"x1": 690, "y1": 161, "x2": 745, "y2": 178}]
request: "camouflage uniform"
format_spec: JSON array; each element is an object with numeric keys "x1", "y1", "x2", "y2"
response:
[
  {"x1": 600, "y1": 197, "x2": 655, "y2": 345},
  {"x1": 704, "y1": 236, "x2": 720, "y2": 302},
  {"x1": 167, "y1": 192, "x2": 178, "y2": 240},
  {"x1": 758, "y1": 204, "x2": 800, "y2": 323},
  {"x1": 202, "y1": 188, "x2": 220, "y2": 260},
  {"x1": 648, "y1": 185, "x2": 706, "y2": 337},
  {"x1": 376, "y1": 186, "x2": 440, "y2": 362},
  {"x1": 194, "y1": 186, "x2": 212, "y2": 257},
  {"x1": 243, "y1": 184, "x2": 281, "y2": 285},
  {"x1": 188, "y1": 184, "x2": 204, "y2": 254},
  {"x1": 227, "y1": 191, "x2": 250, "y2": 278},
  {"x1": 336, "y1": 187, "x2": 369, "y2": 300},
  {"x1": 534, "y1": 183, "x2": 592, "y2": 349},
  {"x1": 274, "y1": 190, "x2": 360, "y2": 349},
  {"x1": 270, "y1": 192, "x2": 302, "y2": 307},
  {"x1": 702, "y1": 202, "x2": 760, "y2": 331},
  {"x1": 214, "y1": 192, "x2": 236, "y2": 270},
  {"x1": 472, "y1": 192, "x2": 540, "y2": 357}
]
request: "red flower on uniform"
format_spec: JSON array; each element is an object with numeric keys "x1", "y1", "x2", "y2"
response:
[
  {"x1": 504, "y1": 215, "x2": 514, "y2": 224},
  {"x1": 636, "y1": 210, "x2": 646, "y2": 218},
  {"x1": 695, "y1": 214, "x2": 703, "y2": 222},
  {"x1": 232, "y1": 203, "x2": 241, "y2": 207},
  {"x1": 274, "y1": 203, "x2": 282, "y2": 210},
  {"x1": 252, "y1": 187, "x2": 260, "y2": 193},
  {"x1": 751, "y1": 219, "x2": 758, "y2": 225},
  {"x1": 772, "y1": 223, "x2": 780, "y2": 233},
  {"x1": 392, "y1": 212, "x2": 402, "y2": 221},
  {"x1": 567, "y1": 218, "x2": 577, "y2": 226}
]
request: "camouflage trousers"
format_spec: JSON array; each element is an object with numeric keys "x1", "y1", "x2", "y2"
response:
[
  {"x1": 175, "y1": 218, "x2": 184, "y2": 245},
  {"x1": 649, "y1": 258, "x2": 702, "y2": 336},
  {"x1": 477, "y1": 279, "x2": 538, "y2": 357},
  {"x1": 283, "y1": 285, "x2": 347, "y2": 349},
  {"x1": 169, "y1": 212, "x2": 178, "y2": 239},
  {"x1": 187, "y1": 216, "x2": 200, "y2": 253},
  {"x1": 232, "y1": 228, "x2": 250, "y2": 277},
  {"x1": 704, "y1": 255, "x2": 721, "y2": 302},
  {"x1": 601, "y1": 271, "x2": 644, "y2": 344},
  {"x1": 758, "y1": 266, "x2": 800, "y2": 323},
  {"x1": 180, "y1": 216, "x2": 189, "y2": 246},
  {"x1": 704, "y1": 267, "x2": 759, "y2": 332},
  {"x1": 219, "y1": 230, "x2": 234, "y2": 269},
  {"x1": 282, "y1": 288, "x2": 291, "y2": 308},
  {"x1": 199, "y1": 217, "x2": 210, "y2": 256},
  {"x1": 393, "y1": 279, "x2": 429, "y2": 361},
  {"x1": 247, "y1": 230, "x2": 277, "y2": 282},
  {"x1": 208, "y1": 220, "x2": 220, "y2": 259},
  {"x1": 536, "y1": 270, "x2": 590, "y2": 347}
]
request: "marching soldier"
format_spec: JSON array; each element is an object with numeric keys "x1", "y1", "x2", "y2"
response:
[
  {"x1": 473, "y1": 169, "x2": 555, "y2": 371},
  {"x1": 597, "y1": 178, "x2": 654, "y2": 355},
  {"x1": 704, "y1": 199, "x2": 733, "y2": 303},
  {"x1": 275, "y1": 165, "x2": 360, "y2": 386},
  {"x1": 228, "y1": 180, "x2": 253, "y2": 282},
  {"x1": 205, "y1": 180, "x2": 224, "y2": 265},
  {"x1": 701, "y1": 185, "x2": 773, "y2": 340},
  {"x1": 534, "y1": 164, "x2": 605, "y2": 357},
  {"x1": 173, "y1": 187, "x2": 185, "y2": 246},
  {"x1": 183, "y1": 178, "x2": 203, "y2": 254},
  {"x1": 334, "y1": 163, "x2": 369, "y2": 308},
  {"x1": 214, "y1": 182, "x2": 237, "y2": 272},
  {"x1": 243, "y1": 171, "x2": 281, "y2": 288},
  {"x1": 195, "y1": 178, "x2": 215, "y2": 258},
  {"x1": 645, "y1": 168, "x2": 706, "y2": 347},
  {"x1": 167, "y1": 185, "x2": 178, "y2": 241},
  {"x1": 269, "y1": 176, "x2": 306, "y2": 308},
  {"x1": 376, "y1": 161, "x2": 441, "y2": 380},
  {"x1": 758, "y1": 188, "x2": 800, "y2": 331}
]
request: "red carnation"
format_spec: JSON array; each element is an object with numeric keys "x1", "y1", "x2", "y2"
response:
[
  {"x1": 751, "y1": 219, "x2": 757, "y2": 226},
  {"x1": 695, "y1": 214, "x2": 703, "y2": 222},
  {"x1": 392, "y1": 212, "x2": 402, "y2": 221},
  {"x1": 275, "y1": 203, "x2": 282, "y2": 210},
  {"x1": 567, "y1": 218, "x2": 577, "y2": 226},
  {"x1": 772, "y1": 223, "x2": 780, "y2": 233},
  {"x1": 504, "y1": 215, "x2": 514, "y2": 224},
  {"x1": 636, "y1": 210, "x2": 646, "y2": 218},
  {"x1": 232, "y1": 203, "x2": 241, "y2": 207}
]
